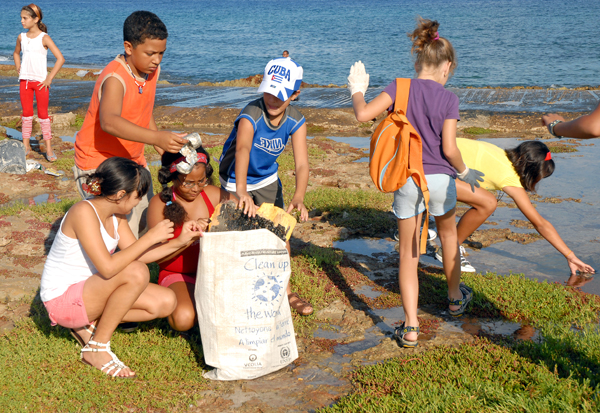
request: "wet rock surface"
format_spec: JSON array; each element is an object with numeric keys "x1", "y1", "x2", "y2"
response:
[{"x1": 0, "y1": 100, "x2": 594, "y2": 411}]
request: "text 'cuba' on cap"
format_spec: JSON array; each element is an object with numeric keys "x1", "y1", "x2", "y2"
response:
[{"x1": 257, "y1": 58, "x2": 303, "y2": 101}]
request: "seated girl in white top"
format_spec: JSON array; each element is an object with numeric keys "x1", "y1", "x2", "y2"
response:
[{"x1": 40, "y1": 157, "x2": 203, "y2": 378}]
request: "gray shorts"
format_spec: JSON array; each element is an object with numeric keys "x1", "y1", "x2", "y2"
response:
[
  {"x1": 72, "y1": 164, "x2": 153, "y2": 238},
  {"x1": 392, "y1": 174, "x2": 456, "y2": 219},
  {"x1": 229, "y1": 179, "x2": 284, "y2": 208}
]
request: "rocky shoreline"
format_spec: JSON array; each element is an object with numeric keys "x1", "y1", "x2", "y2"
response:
[
  {"x1": 0, "y1": 98, "x2": 588, "y2": 327},
  {"x1": 0, "y1": 71, "x2": 597, "y2": 411}
]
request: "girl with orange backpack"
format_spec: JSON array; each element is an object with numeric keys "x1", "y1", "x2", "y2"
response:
[{"x1": 348, "y1": 18, "x2": 484, "y2": 348}]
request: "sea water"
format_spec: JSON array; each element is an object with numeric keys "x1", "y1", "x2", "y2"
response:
[{"x1": 1, "y1": 0, "x2": 600, "y2": 88}]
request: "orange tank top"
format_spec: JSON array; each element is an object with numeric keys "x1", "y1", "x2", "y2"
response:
[{"x1": 74, "y1": 56, "x2": 160, "y2": 170}]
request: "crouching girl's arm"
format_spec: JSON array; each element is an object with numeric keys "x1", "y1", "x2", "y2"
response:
[
  {"x1": 68, "y1": 202, "x2": 200, "y2": 278},
  {"x1": 119, "y1": 217, "x2": 203, "y2": 265}
]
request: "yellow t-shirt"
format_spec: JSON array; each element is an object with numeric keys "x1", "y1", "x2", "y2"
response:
[{"x1": 456, "y1": 138, "x2": 523, "y2": 191}]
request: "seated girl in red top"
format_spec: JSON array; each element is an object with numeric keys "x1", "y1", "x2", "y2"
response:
[{"x1": 147, "y1": 146, "x2": 235, "y2": 331}]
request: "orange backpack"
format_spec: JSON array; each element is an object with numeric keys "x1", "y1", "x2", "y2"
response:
[{"x1": 369, "y1": 78, "x2": 430, "y2": 253}]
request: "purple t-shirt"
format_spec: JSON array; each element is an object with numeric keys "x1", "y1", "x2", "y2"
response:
[{"x1": 383, "y1": 79, "x2": 460, "y2": 177}]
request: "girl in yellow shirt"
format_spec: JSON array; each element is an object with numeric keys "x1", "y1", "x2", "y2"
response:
[{"x1": 451, "y1": 138, "x2": 594, "y2": 275}]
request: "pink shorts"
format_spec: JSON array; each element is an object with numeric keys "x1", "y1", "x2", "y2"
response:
[
  {"x1": 43, "y1": 280, "x2": 90, "y2": 328},
  {"x1": 158, "y1": 271, "x2": 196, "y2": 288}
]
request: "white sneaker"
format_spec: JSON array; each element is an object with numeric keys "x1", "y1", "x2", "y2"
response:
[{"x1": 435, "y1": 246, "x2": 476, "y2": 273}]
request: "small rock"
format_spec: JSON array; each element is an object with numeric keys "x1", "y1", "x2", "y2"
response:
[
  {"x1": 0, "y1": 140, "x2": 26, "y2": 175},
  {"x1": 316, "y1": 299, "x2": 346, "y2": 321},
  {"x1": 50, "y1": 112, "x2": 76, "y2": 129},
  {"x1": 338, "y1": 228, "x2": 350, "y2": 239}
]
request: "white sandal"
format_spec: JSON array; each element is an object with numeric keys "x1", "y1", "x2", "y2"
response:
[
  {"x1": 69, "y1": 323, "x2": 96, "y2": 347},
  {"x1": 80, "y1": 339, "x2": 136, "y2": 379}
]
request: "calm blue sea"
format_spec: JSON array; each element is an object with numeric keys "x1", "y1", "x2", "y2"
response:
[{"x1": 0, "y1": 0, "x2": 599, "y2": 88}]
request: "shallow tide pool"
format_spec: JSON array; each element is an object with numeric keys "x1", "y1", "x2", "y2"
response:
[{"x1": 332, "y1": 137, "x2": 600, "y2": 296}]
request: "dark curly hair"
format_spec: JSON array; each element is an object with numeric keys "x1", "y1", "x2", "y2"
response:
[
  {"x1": 408, "y1": 17, "x2": 457, "y2": 75},
  {"x1": 86, "y1": 157, "x2": 150, "y2": 200},
  {"x1": 157, "y1": 147, "x2": 214, "y2": 226},
  {"x1": 123, "y1": 11, "x2": 168, "y2": 48},
  {"x1": 506, "y1": 141, "x2": 555, "y2": 192}
]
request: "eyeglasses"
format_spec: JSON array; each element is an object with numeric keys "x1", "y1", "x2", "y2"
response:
[{"x1": 179, "y1": 176, "x2": 208, "y2": 189}]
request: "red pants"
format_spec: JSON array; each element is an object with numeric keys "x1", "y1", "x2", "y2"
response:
[{"x1": 20, "y1": 79, "x2": 49, "y2": 119}]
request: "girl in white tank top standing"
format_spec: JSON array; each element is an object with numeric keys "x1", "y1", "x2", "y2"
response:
[
  {"x1": 41, "y1": 157, "x2": 204, "y2": 378},
  {"x1": 12, "y1": 4, "x2": 65, "y2": 162}
]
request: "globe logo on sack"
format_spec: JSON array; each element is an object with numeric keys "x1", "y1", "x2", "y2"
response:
[{"x1": 252, "y1": 274, "x2": 283, "y2": 308}]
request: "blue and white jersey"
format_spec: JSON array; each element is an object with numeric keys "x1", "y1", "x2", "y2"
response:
[{"x1": 219, "y1": 98, "x2": 305, "y2": 191}]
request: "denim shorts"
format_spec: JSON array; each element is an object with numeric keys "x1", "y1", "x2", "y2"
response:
[{"x1": 392, "y1": 174, "x2": 456, "y2": 219}]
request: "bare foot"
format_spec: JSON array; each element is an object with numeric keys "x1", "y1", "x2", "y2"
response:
[{"x1": 288, "y1": 292, "x2": 313, "y2": 316}]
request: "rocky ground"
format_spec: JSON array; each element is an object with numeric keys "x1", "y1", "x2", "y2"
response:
[
  {"x1": 0, "y1": 88, "x2": 591, "y2": 410},
  {"x1": 0, "y1": 98, "x2": 583, "y2": 328}
]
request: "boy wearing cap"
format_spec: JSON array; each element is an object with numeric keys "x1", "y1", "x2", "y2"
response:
[{"x1": 219, "y1": 57, "x2": 312, "y2": 315}]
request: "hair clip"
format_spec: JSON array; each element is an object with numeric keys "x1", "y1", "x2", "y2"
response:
[
  {"x1": 166, "y1": 201, "x2": 173, "y2": 206},
  {"x1": 433, "y1": 32, "x2": 440, "y2": 41},
  {"x1": 545, "y1": 151, "x2": 552, "y2": 161},
  {"x1": 82, "y1": 178, "x2": 101, "y2": 195},
  {"x1": 169, "y1": 153, "x2": 208, "y2": 173}
]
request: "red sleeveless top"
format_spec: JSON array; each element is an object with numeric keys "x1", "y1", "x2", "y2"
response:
[{"x1": 158, "y1": 191, "x2": 215, "y2": 278}]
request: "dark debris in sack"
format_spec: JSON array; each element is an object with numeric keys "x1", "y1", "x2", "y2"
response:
[{"x1": 209, "y1": 201, "x2": 287, "y2": 241}]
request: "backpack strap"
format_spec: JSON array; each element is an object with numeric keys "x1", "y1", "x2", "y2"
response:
[
  {"x1": 395, "y1": 78, "x2": 430, "y2": 255},
  {"x1": 394, "y1": 78, "x2": 411, "y2": 114}
]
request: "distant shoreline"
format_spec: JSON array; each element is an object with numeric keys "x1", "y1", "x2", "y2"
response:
[{"x1": 2, "y1": 63, "x2": 600, "y2": 91}]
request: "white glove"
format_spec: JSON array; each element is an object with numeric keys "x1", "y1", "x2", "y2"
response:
[{"x1": 347, "y1": 61, "x2": 369, "y2": 96}]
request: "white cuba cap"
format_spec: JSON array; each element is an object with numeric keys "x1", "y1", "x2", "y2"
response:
[{"x1": 257, "y1": 57, "x2": 303, "y2": 101}]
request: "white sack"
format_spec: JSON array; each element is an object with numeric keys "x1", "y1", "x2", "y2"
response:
[{"x1": 195, "y1": 229, "x2": 298, "y2": 380}]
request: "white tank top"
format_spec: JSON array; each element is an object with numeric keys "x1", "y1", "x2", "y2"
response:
[
  {"x1": 40, "y1": 200, "x2": 120, "y2": 302},
  {"x1": 19, "y1": 32, "x2": 48, "y2": 82}
]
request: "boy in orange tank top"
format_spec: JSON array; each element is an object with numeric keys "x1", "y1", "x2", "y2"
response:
[{"x1": 74, "y1": 11, "x2": 188, "y2": 238}]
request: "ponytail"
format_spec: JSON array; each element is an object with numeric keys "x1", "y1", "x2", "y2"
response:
[
  {"x1": 408, "y1": 17, "x2": 456, "y2": 75},
  {"x1": 157, "y1": 167, "x2": 187, "y2": 226},
  {"x1": 22, "y1": 4, "x2": 47, "y2": 33}
]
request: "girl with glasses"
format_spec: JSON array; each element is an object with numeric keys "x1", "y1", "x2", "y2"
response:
[{"x1": 147, "y1": 146, "x2": 236, "y2": 331}]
